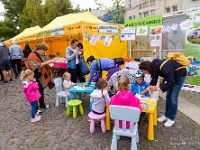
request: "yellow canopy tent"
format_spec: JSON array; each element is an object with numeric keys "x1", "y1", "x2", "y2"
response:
[
  {"x1": 4, "y1": 25, "x2": 42, "y2": 48},
  {"x1": 20, "y1": 12, "x2": 128, "y2": 60}
]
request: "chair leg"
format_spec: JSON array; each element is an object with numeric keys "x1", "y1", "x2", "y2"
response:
[
  {"x1": 65, "y1": 97, "x2": 68, "y2": 108},
  {"x1": 55, "y1": 96, "x2": 59, "y2": 107},
  {"x1": 100, "y1": 119, "x2": 106, "y2": 133},
  {"x1": 136, "y1": 129, "x2": 139, "y2": 143},
  {"x1": 111, "y1": 134, "x2": 118, "y2": 150},
  {"x1": 116, "y1": 135, "x2": 120, "y2": 140},
  {"x1": 131, "y1": 137, "x2": 137, "y2": 150},
  {"x1": 79, "y1": 104, "x2": 84, "y2": 115},
  {"x1": 90, "y1": 119, "x2": 95, "y2": 134},
  {"x1": 73, "y1": 107, "x2": 77, "y2": 119},
  {"x1": 66, "y1": 106, "x2": 70, "y2": 116},
  {"x1": 60, "y1": 97, "x2": 64, "y2": 103}
]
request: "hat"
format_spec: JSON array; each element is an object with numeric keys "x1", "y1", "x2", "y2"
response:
[{"x1": 0, "y1": 38, "x2": 6, "y2": 42}]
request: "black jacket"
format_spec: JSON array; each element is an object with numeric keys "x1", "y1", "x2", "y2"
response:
[
  {"x1": 150, "y1": 59, "x2": 187, "y2": 92},
  {"x1": 23, "y1": 48, "x2": 32, "y2": 58}
]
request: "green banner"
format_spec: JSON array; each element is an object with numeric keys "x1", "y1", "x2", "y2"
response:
[{"x1": 124, "y1": 15, "x2": 162, "y2": 28}]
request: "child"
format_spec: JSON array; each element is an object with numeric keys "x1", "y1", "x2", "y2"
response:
[
  {"x1": 90, "y1": 79, "x2": 110, "y2": 114},
  {"x1": 110, "y1": 76, "x2": 142, "y2": 128},
  {"x1": 21, "y1": 69, "x2": 41, "y2": 123},
  {"x1": 131, "y1": 70, "x2": 150, "y2": 97},
  {"x1": 63, "y1": 72, "x2": 75, "y2": 96}
]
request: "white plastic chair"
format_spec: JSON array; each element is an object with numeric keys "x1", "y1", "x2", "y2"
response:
[
  {"x1": 109, "y1": 106, "x2": 140, "y2": 150},
  {"x1": 54, "y1": 78, "x2": 68, "y2": 107}
]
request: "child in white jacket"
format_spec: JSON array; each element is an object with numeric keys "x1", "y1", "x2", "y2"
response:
[{"x1": 63, "y1": 72, "x2": 75, "y2": 96}]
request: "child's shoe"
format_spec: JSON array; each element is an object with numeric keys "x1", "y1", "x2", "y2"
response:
[{"x1": 31, "y1": 115, "x2": 41, "y2": 122}]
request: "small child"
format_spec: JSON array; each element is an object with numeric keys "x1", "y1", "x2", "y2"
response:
[
  {"x1": 110, "y1": 76, "x2": 142, "y2": 129},
  {"x1": 131, "y1": 70, "x2": 150, "y2": 97},
  {"x1": 90, "y1": 79, "x2": 110, "y2": 114},
  {"x1": 21, "y1": 69, "x2": 41, "y2": 123},
  {"x1": 63, "y1": 72, "x2": 75, "y2": 96}
]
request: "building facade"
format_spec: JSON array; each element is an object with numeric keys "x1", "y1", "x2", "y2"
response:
[{"x1": 125, "y1": 0, "x2": 200, "y2": 20}]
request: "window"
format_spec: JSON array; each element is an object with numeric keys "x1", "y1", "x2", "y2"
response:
[
  {"x1": 129, "y1": 16, "x2": 132, "y2": 19},
  {"x1": 166, "y1": 7, "x2": 170, "y2": 13},
  {"x1": 172, "y1": 5, "x2": 177, "y2": 12},
  {"x1": 144, "y1": 11, "x2": 149, "y2": 17},
  {"x1": 139, "y1": 13, "x2": 142, "y2": 18},
  {"x1": 150, "y1": 10, "x2": 155, "y2": 16},
  {"x1": 130, "y1": 0, "x2": 134, "y2": 8}
]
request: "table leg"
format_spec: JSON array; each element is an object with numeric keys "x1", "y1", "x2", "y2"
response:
[
  {"x1": 148, "y1": 113, "x2": 154, "y2": 141},
  {"x1": 70, "y1": 93, "x2": 73, "y2": 112},
  {"x1": 90, "y1": 94, "x2": 92, "y2": 112},
  {"x1": 153, "y1": 107, "x2": 157, "y2": 126},
  {"x1": 106, "y1": 105, "x2": 111, "y2": 130}
]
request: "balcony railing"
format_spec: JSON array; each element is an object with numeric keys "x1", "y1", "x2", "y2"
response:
[{"x1": 139, "y1": 0, "x2": 156, "y2": 9}]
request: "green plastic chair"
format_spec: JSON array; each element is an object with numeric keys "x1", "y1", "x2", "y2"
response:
[{"x1": 66, "y1": 99, "x2": 84, "y2": 119}]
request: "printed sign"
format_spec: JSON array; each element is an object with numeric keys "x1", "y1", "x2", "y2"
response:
[
  {"x1": 103, "y1": 36, "x2": 113, "y2": 47},
  {"x1": 150, "y1": 26, "x2": 163, "y2": 36},
  {"x1": 121, "y1": 28, "x2": 135, "y2": 41},
  {"x1": 98, "y1": 25, "x2": 118, "y2": 34},
  {"x1": 136, "y1": 26, "x2": 148, "y2": 36},
  {"x1": 150, "y1": 40, "x2": 160, "y2": 47},
  {"x1": 51, "y1": 26, "x2": 64, "y2": 36},
  {"x1": 89, "y1": 35, "x2": 99, "y2": 46},
  {"x1": 180, "y1": 20, "x2": 194, "y2": 31}
]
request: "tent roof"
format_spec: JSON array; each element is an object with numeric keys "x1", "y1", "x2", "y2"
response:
[
  {"x1": 5, "y1": 25, "x2": 41, "y2": 43},
  {"x1": 40, "y1": 12, "x2": 107, "y2": 32}
]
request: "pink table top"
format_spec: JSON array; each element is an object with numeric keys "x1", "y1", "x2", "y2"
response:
[{"x1": 53, "y1": 62, "x2": 68, "y2": 69}]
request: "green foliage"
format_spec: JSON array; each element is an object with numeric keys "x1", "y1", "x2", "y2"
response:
[{"x1": 0, "y1": 0, "x2": 80, "y2": 39}]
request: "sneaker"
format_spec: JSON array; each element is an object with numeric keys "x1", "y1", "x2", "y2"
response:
[
  {"x1": 164, "y1": 119, "x2": 175, "y2": 127},
  {"x1": 40, "y1": 105, "x2": 49, "y2": 109},
  {"x1": 15, "y1": 76, "x2": 19, "y2": 79},
  {"x1": 9, "y1": 79, "x2": 13, "y2": 82},
  {"x1": 2, "y1": 80, "x2": 8, "y2": 84},
  {"x1": 36, "y1": 110, "x2": 42, "y2": 115},
  {"x1": 157, "y1": 115, "x2": 168, "y2": 122},
  {"x1": 31, "y1": 115, "x2": 41, "y2": 122}
]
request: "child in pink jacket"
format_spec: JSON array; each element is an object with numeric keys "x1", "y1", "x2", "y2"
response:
[
  {"x1": 21, "y1": 69, "x2": 41, "y2": 123},
  {"x1": 110, "y1": 76, "x2": 142, "y2": 129}
]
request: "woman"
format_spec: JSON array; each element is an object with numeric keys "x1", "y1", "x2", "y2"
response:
[
  {"x1": 139, "y1": 59, "x2": 187, "y2": 127},
  {"x1": 26, "y1": 42, "x2": 54, "y2": 112},
  {"x1": 78, "y1": 42, "x2": 84, "y2": 57},
  {"x1": 66, "y1": 38, "x2": 85, "y2": 83},
  {"x1": 23, "y1": 44, "x2": 32, "y2": 65},
  {"x1": 86, "y1": 56, "x2": 122, "y2": 86}
]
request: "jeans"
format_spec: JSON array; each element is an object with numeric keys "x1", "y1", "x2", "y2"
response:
[
  {"x1": 30, "y1": 101, "x2": 37, "y2": 119},
  {"x1": 165, "y1": 76, "x2": 186, "y2": 121},
  {"x1": 12, "y1": 59, "x2": 22, "y2": 76}
]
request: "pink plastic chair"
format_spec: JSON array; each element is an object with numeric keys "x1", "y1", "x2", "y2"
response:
[{"x1": 88, "y1": 112, "x2": 106, "y2": 134}]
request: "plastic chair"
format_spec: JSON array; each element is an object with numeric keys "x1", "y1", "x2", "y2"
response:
[
  {"x1": 109, "y1": 106, "x2": 140, "y2": 150},
  {"x1": 88, "y1": 112, "x2": 106, "y2": 134},
  {"x1": 54, "y1": 78, "x2": 68, "y2": 107},
  {"x1": 66, "y1": 100, "x2": 84, "y2": 119}
]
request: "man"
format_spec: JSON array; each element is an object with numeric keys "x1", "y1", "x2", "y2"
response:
[
  {"x1": 9, "y1": 39, "x2": 24, "y2": 78},
  {"x1": 0, "y1": 38, "x2": 13, "y2": 84}
]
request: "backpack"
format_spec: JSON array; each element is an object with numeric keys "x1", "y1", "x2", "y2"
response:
[{"x1": 160, "y1": 52, "x2": 190, "y2": 71}]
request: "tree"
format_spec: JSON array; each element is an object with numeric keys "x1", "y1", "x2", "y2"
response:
[
  {"x1": 0, "y1": 20, "x2": 17, "y2": 39},
  {"x1": 94, "y1": 0, "x2": 126, "y2": 24}
]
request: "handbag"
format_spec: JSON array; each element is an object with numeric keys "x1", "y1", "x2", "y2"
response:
[
  {"x1": 79, "y1": 57, "x2": 90, "y2": 76},
  {"x1": 92, "y1": 59, "x2": 102, "y2": 82}
]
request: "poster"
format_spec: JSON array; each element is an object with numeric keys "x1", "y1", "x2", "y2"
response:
[
  {"x1": 136, "y1": 26, "x2": 148, "y2": 36},
  {"x1": 150, "y1": 40, "x2": 160, "y2": 47},
  {"x1": 89, "y1": 35, "x2": 99, "y2": 46},
  {"x1": 98, "y1": 25, "x2": 118, "y2": 34},
  {"x1": 184, "y1": 12, "x2": 200, "y2": 86},
  {"x1": 121, "y1": 28, "x2": 135, "y2": 41},
  {"x1": 103, "y1": 36, "x2": 112, "y2": 47},
  {"x1": 180, "y1": 20, "x2": 194, "y2": 31},
  {"x1": 150, "y1": 26, "x2": 163, "y2": 36}
]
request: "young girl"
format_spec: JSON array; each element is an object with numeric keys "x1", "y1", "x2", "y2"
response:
[
  {"x1": 21, "y1": 69, "x2": 41, "y2": 123},
  {"x1": 63, "y1": 72, "x2": 75, "y2": 96},
  {"x1": 110, "y1": 76, "x2": 142, "y2": 128},
  {"x1": 90, "y1": 79, "x2": 110, "y2": 114}
]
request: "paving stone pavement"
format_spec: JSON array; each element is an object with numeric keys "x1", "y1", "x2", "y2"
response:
[
  {"x1": 0, "y1": 79, "x2": 200, "y2": 150},
  {"x1": 180, "y1": 91, "x2": 200, "y2": 108}
]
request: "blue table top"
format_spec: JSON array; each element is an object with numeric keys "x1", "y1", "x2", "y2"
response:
[{"x1": 69, "y1": 82, "x2": 96, "y2": 93}]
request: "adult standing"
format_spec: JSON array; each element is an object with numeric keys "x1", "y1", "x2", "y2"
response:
[
  {"x1": 9, "y1": 39, "x2": 24, "y2": 78},
  {"x1": 23, "y1": 43, "x2": 32, "y2": 64},
  {"x1": 26, "y1": 42, "x2": 54, "y2": 112},
  {"x1": 0, "y1": 38, "x2": 13, "y2": 84},
  {"x1": 66, "y1": 38, "x2": 85, "y2": 83},
  {"x1": 139, "y1": 59, "x2": 187, "y2": 127}
]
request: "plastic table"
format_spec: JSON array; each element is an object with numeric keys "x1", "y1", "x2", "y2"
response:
[
  {"x1": 69, "y1": 83, "x2": 96, "y2": 111},
  {"x1": 105, "y1": 100, "x2": 157, "y2": 141}
]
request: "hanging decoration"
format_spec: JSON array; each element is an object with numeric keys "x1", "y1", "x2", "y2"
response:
[
  {"x1": 136, "y1": 26, "x2": 148, "y2": 36},
  {"x1": 150, "y1": 26, "x2": 163, "y2": 36},
  {"x1": 103, "y1": 36, "x2": 113, "y2": 47},
  {"x1": 180, "y1": 20, "x2": 194, "y2": 31},
  {"x1": 89, "y1": 35, "x2": 99, "y2": 46},
  {"x1": 171, "y1": 23, "x2": 178, "y2": 31}
]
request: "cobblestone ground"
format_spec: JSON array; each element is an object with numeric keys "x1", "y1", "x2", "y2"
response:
[
  {"x1": 1, "y1": 79, "x2": 200, "y2": 150},
  {"x1": 180, "y1": 91, "x2": 200, "y2": 108}
]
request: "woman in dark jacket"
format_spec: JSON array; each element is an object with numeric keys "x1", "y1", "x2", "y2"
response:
[
  {"x1": 23, "y1": 44, "x2": 32, "y2": 65},
  {"x1": 139, "y1": 59, "x2": 187, "y2": 127}
]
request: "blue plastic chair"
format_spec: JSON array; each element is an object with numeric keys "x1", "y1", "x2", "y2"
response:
[
  {"x1": 54, "y1": 78, "x2": 68, "y2": 108},
  {"x1": 109, "y1": 106, "x2": 140, "y2": 150}
]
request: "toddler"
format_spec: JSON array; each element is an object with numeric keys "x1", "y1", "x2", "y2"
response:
[
  {"x1": 63, "y1": 72, "x2": 75, "y2": 96},
  {"x1": 110, "y1": 76, "x2": 142, "y2": 128},
  {"x1": 131, "y1": 70, "x2": 150, "y2": 97},
  {"x1": 21, "y1": 69, "x2": 41, "y2": 123},
  {"x1": 90, "y1": 79, "x2": 110, "y2": 114}
]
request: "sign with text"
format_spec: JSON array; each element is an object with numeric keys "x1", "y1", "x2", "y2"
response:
[
  {"x1": 150, "y1": 40, "x2": 160, "y2": 47},
  {"x1": 136, "y1": 26, "x2": 148, "y2": 36},
  {"x1": 121, "y1": 28, "x2": 135, "y2": 41},
  {"x1": 98, "y1": 25, "x2": 118, "y2": 34},
  {"x1": 51, "y1": 26, "x2": 64, "y2": 36},
  {"x1": 125, "y1": 15, "x2": 162, "y2": 28}
]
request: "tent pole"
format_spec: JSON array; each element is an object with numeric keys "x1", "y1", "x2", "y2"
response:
[
  {"x1": 159, "y1": 34, "x2": 162, "y2": 59},
  {"x1": 129, "y1": 40, "x2": 132, "y2": 58}
]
